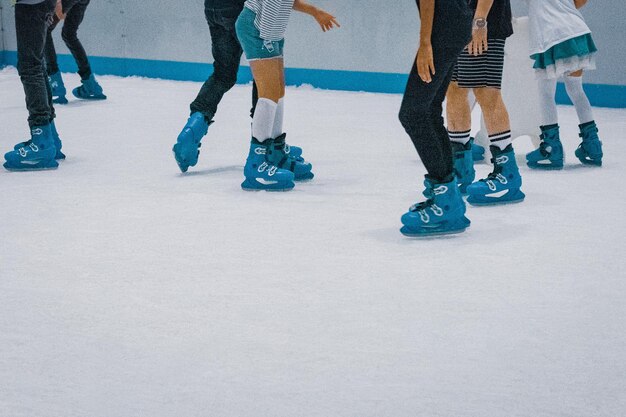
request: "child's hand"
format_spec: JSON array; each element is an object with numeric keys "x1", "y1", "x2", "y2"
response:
[
  {"x1": 313, "y1": 9, "x2": 340, "y2": 32},
  {"x1": 417, "y1": 42, "x2": 435, "y2": 83}
]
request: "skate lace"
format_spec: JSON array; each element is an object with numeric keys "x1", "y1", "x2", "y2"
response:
[
  {"x1": 18, "y1": 143, "x2": 39, "y2": 157},
  {"x1": 538, "y1": 140, "x2": 553, "y2": 157},
  {"x1": 257, "y1": 162, "x2": 278, "y2": 176},
  {"x1": 410, "y1": 199, "x2": 444, "y2": 223},
  {"x1": 482, "y1": 165, "x2": 507, "y2": 191}
]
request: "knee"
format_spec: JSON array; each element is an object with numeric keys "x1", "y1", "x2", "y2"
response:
[
  {"x1": 61, "y1": 28, "x2": 78, "y2": 44},
  {"x1": 474, "y1": 88, "x2": 502, "y2": 111},
  {"x1": 446, "y1": 83, "x2": 467, "y2": 104},
  {"x1": 399, "y1": 104, "x2": 429, "y2": 132}
]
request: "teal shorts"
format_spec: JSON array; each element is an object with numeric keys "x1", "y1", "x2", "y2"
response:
[{"x1": 235, "y1": 7, "x2": 285, "y2": 61}]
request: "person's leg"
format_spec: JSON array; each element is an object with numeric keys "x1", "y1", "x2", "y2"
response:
[
  {"x1": 249, "y1": 58, "x2": 284, "y2": 140},
  {"x1": 445, "y1": 80, "x2": 475, "y2": 192},
  {"x1": 44, "y1": 18, "x2": 60, "y2": 76},
  {"x1": 15, "y1": 0, "x2": 55, "y2": 128},
  {"x1": 564, "y1": 70, "x2": 594, "y2": 124},
  {"x1": 174, "y1": 5, "x2": 244, "y2": 173},
  {"x1": 399, "y1": 56, "x2": 456, "y2": 183},
  {"x1": 4, "y1": 0, "x2": 59, "y2": 171},
  {"x1": 190, "y1": 5, "x2": 244, "y2": 122},
  {"x1": 399, "y1": 47, "x2": 470, "y2": 236},
  {"x1": 464, "y1": 38, "x2": 524, "y2": 205},
  {"x1": 566, "y1": 70, "x2": 603, "y2": 165},
  {"x1": 473, "y1": 87, "x2": 512, "y2": 150},
  {"x1": 446, "y1": 81, "x2": 472, "y2": 143},
  {"x1": 61, "y1": 0, "x2": 91, "y2": 80}
]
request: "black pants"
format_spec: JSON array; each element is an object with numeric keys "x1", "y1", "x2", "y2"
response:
[
  {"x1": 398, "y1": 46, "x2": 465, "y2": 183},
  {"x1": 190, "y1": 2, "x2": 258, "y2": 122},
  {"x1": 44, "y1": 0, "x2": 92, "y2": 80},
  {"x1": 15, "y1": 0, "x2": 56, "y2": 127}
]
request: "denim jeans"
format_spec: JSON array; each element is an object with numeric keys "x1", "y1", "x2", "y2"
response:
[
  {"x1": 15, "y1": 0, "x2": 56, "y2": 127},
  {"x1": 45, "y1": 0, "x2": 92, "y2": 80},
  {"x1": 190, "y1": 1, "x2": 258, "y2": 121},
  {"x1": 398, "y1": 46, "x2": 465, "y2": 182}
]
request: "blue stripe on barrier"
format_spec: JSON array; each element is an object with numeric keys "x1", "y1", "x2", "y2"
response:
[{"x1": 2, "y1": 51, "x2": 625, "y2": 108}]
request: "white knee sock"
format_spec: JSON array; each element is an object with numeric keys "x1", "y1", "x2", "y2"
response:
[
  {"x1": 252, "y1": 98, "x2": 278, "y2": 142},
  {"x1": 538, "y1": 77, "x2": 559, "y2": 126},
  {"x1": 489, "y1": 130, "x2": 512, "y2": 150},
  {"x1": 272, "y1": 98, "x2": 284, "y2": 138},
  {"x1": 448, "y1": 129, "x2": 472, "y2": 145},
  {"x1": 564, "y1": 75, "x2": 594, "y2": 124}
]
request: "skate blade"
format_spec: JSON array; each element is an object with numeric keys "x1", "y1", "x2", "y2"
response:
[
  {"x1": 241, "y1": 179, "x2": 295, "y2": 192},
  {"x1": 401, "y1": 227, "x2": 468, "y2": 239},
  {"x1": 3, "y1": 164, "x2": 59, "y2": 172}
]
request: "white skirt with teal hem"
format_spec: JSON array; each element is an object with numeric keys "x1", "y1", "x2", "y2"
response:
[{"x1": 531, "y1": 33, "x2": 597, "y2": 79}]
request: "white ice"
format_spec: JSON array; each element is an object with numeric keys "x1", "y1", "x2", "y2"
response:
[{"x1": 1, "y1": 67, "x2": 625, "y2": 417}]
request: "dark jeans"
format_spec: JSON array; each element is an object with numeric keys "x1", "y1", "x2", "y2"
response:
[
  {"x1": 190, "y1": 2, "x2": 258, "y2": 122},
  {"x1": 45, "y1": 0, "x2": 92, "y2": 80},
  {"x1": 398, "y1": 45, "x2": 465, "y2": 182},
  {"x1": 15, "y1": 0, "x2": 56, "y2": 127}
]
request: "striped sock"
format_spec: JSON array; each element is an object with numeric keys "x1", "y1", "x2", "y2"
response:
[
  {"x1": 448, "y1": 129, "x2": 471, "y2": 145},
  {"x1": 489, "y1": 130, "x2": 512, "y2": 150}
]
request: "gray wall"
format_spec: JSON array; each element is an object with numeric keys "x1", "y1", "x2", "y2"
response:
[{"x1": 0, "y1": 0, "x2": 624, "y2": 86}]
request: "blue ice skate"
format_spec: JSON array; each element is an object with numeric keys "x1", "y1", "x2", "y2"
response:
[
  {"x1": 467, "y1": 145, "x2": 525, "y2": 206},
  {"x1": 72, "y1": 74, "x2": 107, "y2": 100},
  {"x1": 172, "y1": 112, "x2": 210, "y2": 173},
  {"x1": 401, "y1": 177, "x2": 471, "y2": 237},
  {"x1": 241, "y1": 138, "x2": 295, "y2": 191},
  {"x1": 4, "y1": 124, "x2": 59, "y2": 171},
  {"x1": 526, "y1": 124, "x2": 563, "y2": 170},
  {"x1": 452, "y1": 141, "x2": 475, "y2": 194},
  {"x1": 575, "y1": 121, "x2": 603, "y2": 166},
  {"x1": 49, "y1": 71, "x2": 68, "y2": 104},
  {"x1": 288, "y1": 144, "x2": 303, "y2": 159},
  {"x1": 14, "y1": 120, "x2": 66, "y2": 160},
  {"x1": 471, "y1": 138, "x2": 485, "y2": 162},
  {"x1": 270, "y1": 133, "x2": 314, "y2": 181}
]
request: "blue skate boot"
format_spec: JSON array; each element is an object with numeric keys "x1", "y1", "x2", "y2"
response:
[
  {"x1": 467, "y1": 145, "x2": 525, "y2": 206},
  {"x1": 270, "y1": 133, "x2": 314, "y2": 181},
  {"x1": 288, "y1": 145, "x2": 303, "y2": 159},
  {"x1": 575, "y1": 121, "x2": 603, "y2": 166},
  {"x1": 49, "y1": 71, "x2": 68, "y2": 104},
  {"x1": 401, "y1": 176, "x2": 471, "y2": 237},
  {"x1": 452, "y1": 141, "x2": 475, "y2": 194},
  {"x1": 172, "y1": 112, "x2": 210, "y2": 173},
  {"x1": 526, "y1": 124, "x2": 564, "y2": 170},
  {"x1": 4, "y1": 124, "x2": 59, "y2": 171},
  {"x1": 241, "y1": 138, "x2": 295, "y2": 191},
  {"x1": 14, "y1": 120, "x2": 66, "y2": 160},
  {"x1": 72, "y1": 74, "x2": 107, "y2": 100},
  {"x1": 471, "y1": 138, "x2": 485, "y2": 162}
]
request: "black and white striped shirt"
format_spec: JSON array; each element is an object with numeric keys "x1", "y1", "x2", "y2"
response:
[{"x1": 244, "y1": 0, "x2": 295, "y2": 42}]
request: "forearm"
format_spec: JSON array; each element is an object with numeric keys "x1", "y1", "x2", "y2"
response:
[
  {"x1": 574, "y1": 0, "x2": 588, "y2": 9},
  {"x1": 419, "y1": 0, "x2": 435, "y2": 45},
  {"x1": 293, "y1": 0, "x2": 318, "y2": 16},
  {"x1": 474, "y1": 0, "x2": 494, "y2": 19}
]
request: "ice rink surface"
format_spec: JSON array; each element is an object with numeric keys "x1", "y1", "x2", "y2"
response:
[{"x1": 1, "y1": 68, "x2": 625, "y2": 416}]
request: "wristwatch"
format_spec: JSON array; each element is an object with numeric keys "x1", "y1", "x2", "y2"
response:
[{"x1": 473, "y1": 17, "x2": 487, "y2": 30}]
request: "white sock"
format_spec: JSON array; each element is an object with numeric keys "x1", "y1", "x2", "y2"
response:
[
  {"x1": 272, "y1": 98, "x2": 284, "y2": 138},
  {"x1": 538, "y1": 77, "x2": 559, "y2": 126},
  {"x1": 489, "y1": 130, "x2": 512, "y2": 150},
  {"x1": 448, "y1": 129, "x2": 471, "y2": 145},
  {"x1": 252, "y1": 98, "x2": 278, "y2": 142},
  {"x1": 564, "y1": 75, "x2": 594, "y2": 124}
]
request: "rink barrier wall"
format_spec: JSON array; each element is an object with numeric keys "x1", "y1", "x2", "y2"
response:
[{"x1": 1, "y1": 51, "x2": 625, "y2": 108}]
